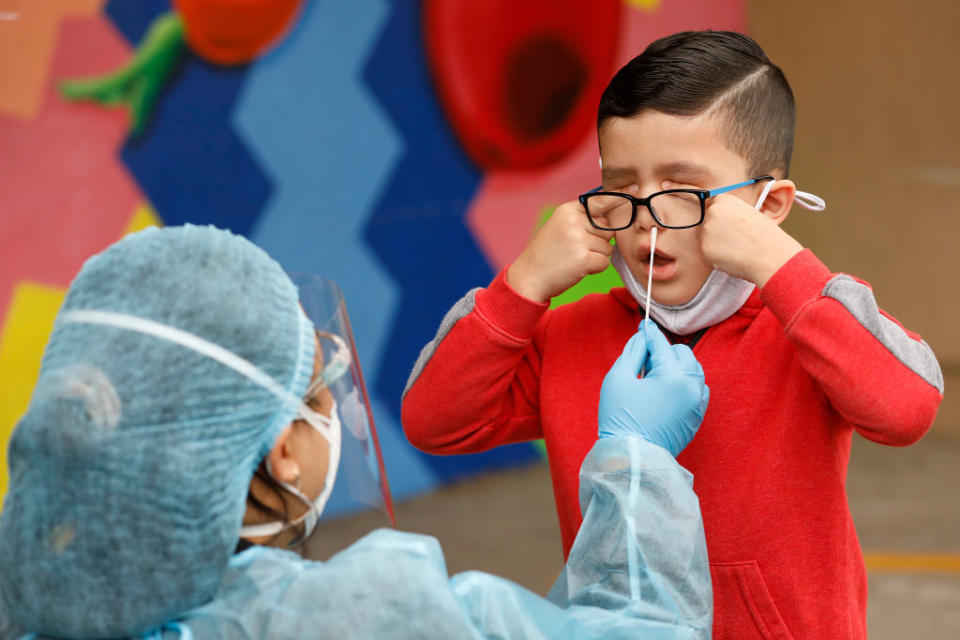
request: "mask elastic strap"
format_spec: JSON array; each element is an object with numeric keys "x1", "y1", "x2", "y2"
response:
[
  {"x1": 240, "y1": 472, "x2": 318, "y2": 540},
  {"x1": 57, "y1": 310, "x2": 310, "y2": 419},
  {"x1": 755, "y1": 181, "x2": 826, "y2": 212},
  {"x1": 238, "y1": 401, "x2": 342, "y2": 542},
  {"x1": 755, "y1": 179, "x2": 775, "y2": 210},
  {"x1": 794, "y1": 190, "x2": 826, "y2": 211}
]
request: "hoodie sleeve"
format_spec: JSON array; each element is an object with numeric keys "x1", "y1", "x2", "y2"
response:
[
  {"x1": 759, "y1": 249, "x2": 943, "y2": 446},
  {"x1": 401, "y1": 267, "x2": 550, "y2": 454}
]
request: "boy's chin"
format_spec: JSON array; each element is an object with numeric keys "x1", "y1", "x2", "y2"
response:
[
  {"x1": 644, "y1": 278, "x2": 708, "y2": 307},
  {"x1": 651, "y1": 292, "x2": 698, "y2": 307}
]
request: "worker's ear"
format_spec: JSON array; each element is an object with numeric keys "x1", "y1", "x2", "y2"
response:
[{"x1": 267, "y1": 425, "x2": 301, "y2": 486}]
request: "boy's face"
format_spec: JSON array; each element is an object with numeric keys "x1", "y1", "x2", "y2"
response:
[{"x1": 599, "y1": 109, "x2": 766, "y2": 306}]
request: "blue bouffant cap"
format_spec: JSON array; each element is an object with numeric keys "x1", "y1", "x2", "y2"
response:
[{"x1": 0, "y1": 225, "x2": 315, "y2": 638}]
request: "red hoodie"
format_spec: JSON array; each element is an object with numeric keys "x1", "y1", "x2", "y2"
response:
[{"x1": 402, "y1": 249, "x2": 943, "y2": 639}]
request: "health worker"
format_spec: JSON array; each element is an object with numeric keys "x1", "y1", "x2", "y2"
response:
[{"x1": 0, "y1": 225, "x2": 712, "y2": 639}]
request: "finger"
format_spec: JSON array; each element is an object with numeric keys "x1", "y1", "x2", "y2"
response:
[
  {"x1": 585, "y1": 223, "x2": 615, "y2": 241},
  {"x1": 623, "y1": 329, "x2": 649, "y2": 374},
  {"x1": 697, "y1": 384, "x2": 710, "y2": 422},
  {"x1": 671, "y1": 343, "x2": 704, "y2": 377},
  {"x1": 614, "y1": 329, "x2": 648, "y2": 375},
  {"x1": 586, "y1": 235, "x2": 614, "y2": 256},
  {"x1": 586, "y1": 252, "x2": 613, "y2": 275},
  {"x1": 643, "y1": 320, "x2": 678, "y2": 372},
  {"x1": 580, "y1": 194, "x2": 623, "y2": 240}
]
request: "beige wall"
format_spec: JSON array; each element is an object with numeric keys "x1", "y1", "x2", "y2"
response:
[{"x1": 748, "y1": 0, "x2": 960, "y2": 435}]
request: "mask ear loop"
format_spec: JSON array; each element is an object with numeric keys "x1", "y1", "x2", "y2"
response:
[
  {"x1": 794, "y1": 191, "x2": 826, "y2": 211},
  {"x1": 754, "y1": 179, "x2": 775, "y2": 210},
  {"x1": 754, "y1": 180, "x2": 826, "y2": 212},
  {"x1": 241, "y1": 402, "x2": 342, "y2": 544},
  {"x1": 754, "y1": 179, "x2": 826, "y2": 212}
]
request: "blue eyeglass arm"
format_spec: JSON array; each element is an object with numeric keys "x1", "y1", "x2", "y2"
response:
[{"x1": 706, "y1": 176, "x2": 773, "y2": 197}]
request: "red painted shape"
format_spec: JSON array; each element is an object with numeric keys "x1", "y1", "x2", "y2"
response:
[
  {"x1": 466, "y1": 0, "x2": 746, "y2": 271},
  {"x1": 174, "y1": 0, "x2": 302, "y2": 65},
  {"x1": 0, "y1": 16, "x2": 142, "y2": 322},
  {"x1": 424, "y1": 0, "x2": 622, "y2": 170}
]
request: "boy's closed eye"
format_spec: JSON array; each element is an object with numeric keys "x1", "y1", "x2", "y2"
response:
[
  {"x1": 602, "y1": 183, "x2": 640, "y2": 195},
  {"x1": 661, "y1": 180, "x2": 703, "y2": 191}
]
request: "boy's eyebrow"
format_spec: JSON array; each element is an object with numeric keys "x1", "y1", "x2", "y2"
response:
[
  {"x1": 601, "y1": 162, "x2": 715, "y2": 185},
  {"x1": 600, "y1": 167, "x2": 637, "y2": 182},
  {"x1": 655, "y1": 161, "x2": 713, "y2": 184}
]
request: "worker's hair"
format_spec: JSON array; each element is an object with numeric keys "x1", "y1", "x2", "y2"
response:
[
  {"x1": 597, "y1": 30, "x2": 795, "y2": 176},
  {"x1": 238, "y1": 462, "x2": 306, "y2": 552}
]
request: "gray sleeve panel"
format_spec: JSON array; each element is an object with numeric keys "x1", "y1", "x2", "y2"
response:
[
  {"x1": 821, "y1": 275, "x2": 944, "y2": 393},
  {"x1": 402, "y1": 288, "x2": 481, "y2": 399}
]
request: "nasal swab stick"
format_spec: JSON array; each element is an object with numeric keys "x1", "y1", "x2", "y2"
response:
[
  {"x1": 639, "y1": 226, "x2": 658, "y2": 379},
  {"x1": 645, "y1": 227, "x2": 657, "y2": 322}
]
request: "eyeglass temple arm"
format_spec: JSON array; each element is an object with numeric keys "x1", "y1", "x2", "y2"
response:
[{"x1": 706, "y1": 176, "x2": 773, "y2": 198}]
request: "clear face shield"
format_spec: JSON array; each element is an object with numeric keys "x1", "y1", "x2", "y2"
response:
[
  {"x1": 240, "y1": 274, "x2": 397, "y2": 543},
  {"x1": 57, "y1": 275, "x2": 394, "y2": 548}
]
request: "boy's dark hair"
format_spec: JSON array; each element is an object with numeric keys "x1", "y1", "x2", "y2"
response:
[{"x1": 598, "y1": 31, "x2": 795, "y2": 176}]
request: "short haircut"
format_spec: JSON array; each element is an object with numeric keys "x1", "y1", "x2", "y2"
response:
[{"x1": 597, "y1": 30, "x2": 795, "y2": 177}]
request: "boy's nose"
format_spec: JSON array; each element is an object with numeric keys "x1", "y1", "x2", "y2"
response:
[{"x1": 633, "y1": 204, "x2": 659, "y2": 231}]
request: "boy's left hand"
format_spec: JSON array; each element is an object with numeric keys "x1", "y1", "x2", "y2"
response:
[
  {"x1": 697, "y1": 191, "x2": 804, "y2": 289},
  {"x1": 662, "y1": 180, "x2": 805, "y2": 288}
]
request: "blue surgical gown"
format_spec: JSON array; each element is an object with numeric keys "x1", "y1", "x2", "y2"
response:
[{"x1": 0, "y1": 437, "x2": 711, "y2": 639}]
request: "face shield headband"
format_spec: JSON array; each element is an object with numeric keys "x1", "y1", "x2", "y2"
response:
[{"x1": 55, "y1": 308, "x2": 343, "y2": 545}]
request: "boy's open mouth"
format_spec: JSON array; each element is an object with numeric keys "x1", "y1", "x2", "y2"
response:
[
  {"x1": 638, "y1": 246, "x2": 678, "y2": 281},
  {"x1": 649, "y1": 252, "x2": 672, "y2": 267}
]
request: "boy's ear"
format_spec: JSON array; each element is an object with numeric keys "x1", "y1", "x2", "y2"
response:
[
  {"x1": 267, "y1": 425, "x2": 301, "y2": 486},
  {"x1": 759, "y1": 179, "x2": 796, "y2": 226}
]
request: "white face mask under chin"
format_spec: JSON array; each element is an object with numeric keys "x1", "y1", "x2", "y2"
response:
[{"x1": 611, "y1": 183, "x2": 826, "y2": 335}]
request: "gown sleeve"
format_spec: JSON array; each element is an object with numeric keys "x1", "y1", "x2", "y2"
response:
[{"x1": 163, "y1": 437, "x2": 712, "y2": 640}]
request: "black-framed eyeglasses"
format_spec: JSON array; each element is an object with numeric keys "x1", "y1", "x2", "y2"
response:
[{"x1": 579, "y1": 176, "x2": 774, "y2": 230}]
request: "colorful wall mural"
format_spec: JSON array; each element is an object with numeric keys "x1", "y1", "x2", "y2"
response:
[{"x1": 0, "y1": 0, "x2": 744, "y2": 514}]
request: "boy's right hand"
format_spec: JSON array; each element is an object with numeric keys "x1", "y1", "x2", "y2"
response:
[{"x1": 507, "y1": 199, "x2": 615, "y2": 304}]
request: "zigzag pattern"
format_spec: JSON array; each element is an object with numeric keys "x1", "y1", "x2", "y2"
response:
[
  {"x1": 106, "y1": 0, "x2": 271, "y2": 237},
  {"x1": 362, "y1": 0, "x2": 539, "y2": 480},
  {"x1": 234, "y1": 0, "x2": 439, "y2": 508}
]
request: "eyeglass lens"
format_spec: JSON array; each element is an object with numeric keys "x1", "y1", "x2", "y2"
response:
[{"x1": 586, "y1": 191, "x2": 703, "y2": 229}]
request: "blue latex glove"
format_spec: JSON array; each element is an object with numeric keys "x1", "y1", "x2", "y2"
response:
[{"x1": 598, "y1": 320, "x2": 710, "y2": 456}]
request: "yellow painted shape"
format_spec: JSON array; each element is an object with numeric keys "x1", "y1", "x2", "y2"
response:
[
  {"x1": 865, "y1": 552, "x2": 960, "y2": 574},
  {"x1": 624, "y1": 0, "x2": 661, "y2": 12},
  {"x1": 0, "y1": 0, "x2": 103, "y2": 120},
  {"x1": 0, "y1": 203, "x2": 158, "y2": 509},
  {"x1": 124, "y1": 202, "x2": 162, "y2": 235},
  {"x1": 0, "y1": 282, "x2": 67, "y2": 510}
]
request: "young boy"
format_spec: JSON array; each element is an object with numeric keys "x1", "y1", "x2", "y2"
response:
[{"x1": 402, "y1": 31, "x2": 943, "y2": 639}]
